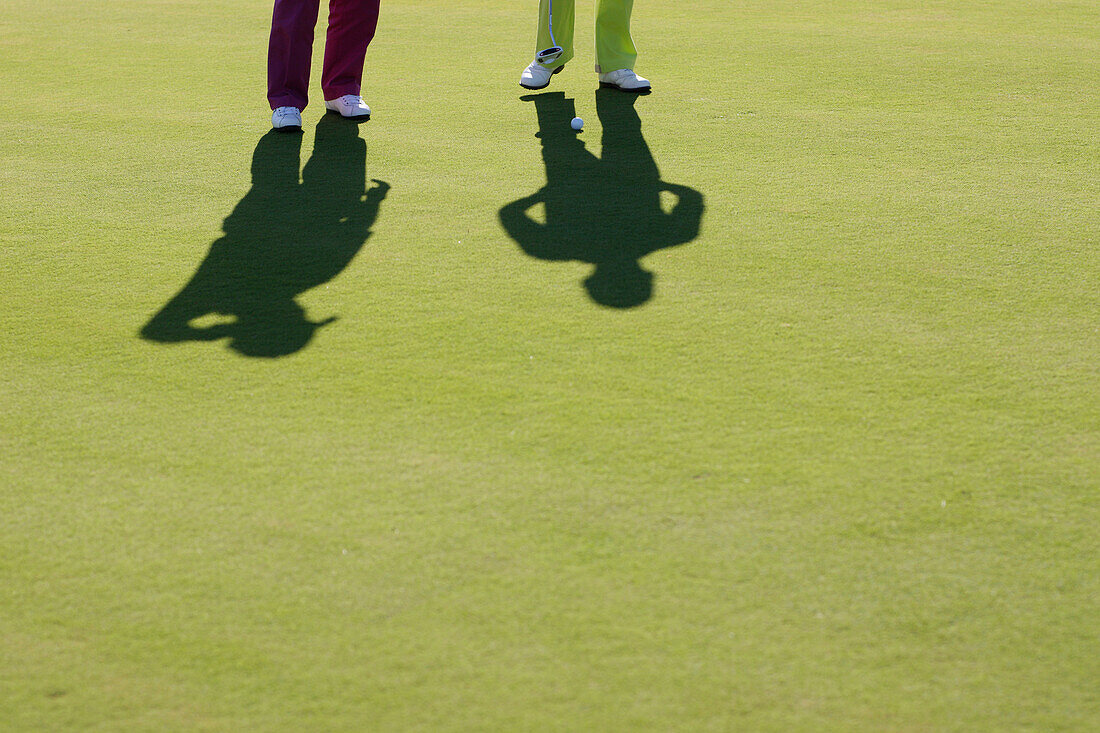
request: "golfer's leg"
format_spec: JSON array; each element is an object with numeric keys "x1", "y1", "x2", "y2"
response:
[
  {"x1": 268, "y1": 0, "x2": 322, "y2": 110},
  {"x1": 594, "y1": 0, "x2": 637, "y2": 74},
  {"x1": 321, "y1": 0, "x2": 380, "y2": 100},
  {"x1": 536, "y1": 0, "x2": 575, "y2": 69}
]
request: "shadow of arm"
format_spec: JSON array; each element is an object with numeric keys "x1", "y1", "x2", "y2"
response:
[
  {"x1": 349, "y1": 178, "x2": 391, "y2": 229},
  {"x1": 499, "y1": 191, "x2": 561, "y2": 259},
  {"x1": 658, "y1": 183, "x2": 705, "y2": 244},
  {"x1": 140, "y1": 305, "x2": 232, "y2": 343}
]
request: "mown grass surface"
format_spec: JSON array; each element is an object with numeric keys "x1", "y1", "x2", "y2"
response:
[{"x1": 1, "y1": 1, "x2": 1097, "y2": 729}]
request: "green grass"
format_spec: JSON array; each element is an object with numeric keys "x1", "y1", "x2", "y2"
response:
[{"x1": 1, "y1": 0, "x2": 1097, "y2": 729}]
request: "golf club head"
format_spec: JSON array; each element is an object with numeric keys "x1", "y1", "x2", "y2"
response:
[{"x1": 536, "y1": 46, "x2": 563, "y2": 65}]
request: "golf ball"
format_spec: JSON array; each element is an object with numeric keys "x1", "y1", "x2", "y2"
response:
[{"x1": 571, "y1": 117, "x2": 584, "y2": 131}]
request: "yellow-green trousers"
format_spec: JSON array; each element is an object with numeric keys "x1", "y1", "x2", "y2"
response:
[{"x1": 535, "y1": 0, "x2": 638, "y2": 74}]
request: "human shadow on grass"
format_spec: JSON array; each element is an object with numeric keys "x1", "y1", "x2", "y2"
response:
[
  {"x1": 141, "y1": 116, "x2": 389, "y2": 357},
  {"x1": 499, "y1": 90, "x2": 704, "y2": 308}
]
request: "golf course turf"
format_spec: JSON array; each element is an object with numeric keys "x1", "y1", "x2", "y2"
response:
[{"x1": 1, "y1": 1, "x2": 1097, "y2": 729}]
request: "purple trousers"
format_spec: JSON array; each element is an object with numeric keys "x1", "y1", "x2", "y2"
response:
[{"x1": 267, "y1": 0, "x2": 381, "y2": 110}]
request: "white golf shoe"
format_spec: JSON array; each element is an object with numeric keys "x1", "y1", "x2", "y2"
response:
[
  {"x1": 598, "y1": 68, "x2": 651, "y2": 93},
  {"x1": 324, "y1": 94, "x2": 371, "y2": 120},
  {"x1": 271, "y1": 106, "x2": 303, "y2": 132},
  {"x1": 520, "y1": 60, "x2": 565, "y2": 90}
]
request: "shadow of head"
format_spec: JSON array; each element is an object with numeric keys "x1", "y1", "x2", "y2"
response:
[
  {"x1": 583, "y1": 260, "x2": 654, "y2": 309},
  {"x1": 225, "y1": 308, "x2": 338, "y2": 358}
]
